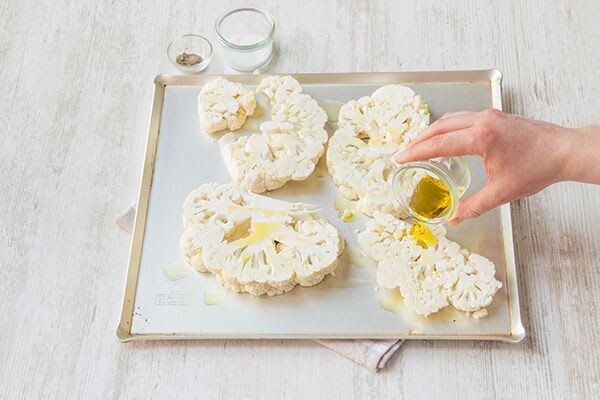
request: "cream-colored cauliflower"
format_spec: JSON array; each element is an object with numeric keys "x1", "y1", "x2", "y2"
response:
[
  {"x1": 197, "y1": 77, "x2": 256, "y2": 134},
  {"x1": 327, "y1": 85, "x2": 430, "y2": 217},
  {"x1": 358, "y1": 212, "x2": 502, "y2": 317},
  {"x1": 180, "y1": 183, "x2": 344, "y2": 296},
  {"x1": 256, "y1": 75, "x2": 303, "y2": 105},
  {"x1": 220, "y1": 76, "x2": 328, "y2": 193},
  {"x1": 448, "y1": 253, "x2": 504, "y2": 313}
]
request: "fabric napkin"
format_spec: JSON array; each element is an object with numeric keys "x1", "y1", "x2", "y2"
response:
[{"x1": 116, "y1": 205, "x2": 403, "y2": 371}]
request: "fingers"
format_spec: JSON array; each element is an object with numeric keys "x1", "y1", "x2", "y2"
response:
[
  {"x1": 449, "y1": 184, "x2": 505, "y2": 225},
  {"x1": 437, "y1": 111, "x2": 476, "y2": 120},
  {"x1": 393, "y1": 128, "x2": 479, "y2": 164},
  {"x1": 409, "y1": 113, "x2": 476, "y2": 147}
]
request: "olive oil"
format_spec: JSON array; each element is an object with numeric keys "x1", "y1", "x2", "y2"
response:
[
  {"x1": 242, "y1": 221, "x2": 280, "y2": 245},
  {"x1": 379, "y1": 289, "x2": 404, "y2": 313},
  {"x1": 409, "y1": 223, "x2": 437, "y2": 248},
  {"x1": 392, "y1": 157, "x2": 471, "y2": 224},
  {"x1": 408, "y1": 175, "x2": 451, "y2": 220},
  {"x1": 203, "y1": 290, "x2": 222, "y2": 306},
  {"x1": 162, "y1": 263, "x2": 193, "y2": 281}
]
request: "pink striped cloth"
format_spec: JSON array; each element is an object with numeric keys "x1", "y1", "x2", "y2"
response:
[{"x1": 116, "y1": 205, "x2": 403, "y2": 371}]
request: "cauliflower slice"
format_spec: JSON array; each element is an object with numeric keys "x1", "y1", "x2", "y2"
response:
[
  {"x1": 220, "y1": 76, "x2": 328, "y2": 193},
  {"x1": 328, "y1": 85, "x2": 430, "y2": 217},
  {"x1": 180, "y1": 183, "x2": 344, "y2": 296},
  {"x1": 379, "y1": 257, "x2": 451, "y2": 317},
  {"x1": 448, "y1": 254, "x2": 504, "y2": 313},
  {"x1": 358, "y1": 212, "x2": 502, "y2": 317},
  {"x1": 197, "y1": 77, "x2": 256, "y2": 134}
]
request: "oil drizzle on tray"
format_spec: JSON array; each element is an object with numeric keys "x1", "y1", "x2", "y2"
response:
[
  {"x1": 324, "y1": 277, "x2": 372, "y2": 288},
  {"x1": 318, "y1": 100, "x2": 344, "y2": 122},
  {"x1": 203, "y1": 290, "x2": 223, "y2": 306},
  {"x1": 346, "y1": 247, "x2": 377, "y2": 268},
  {"x1": 314, "y1": 158, "x2": 328, "y2": 178},
  {"x1": 378, "y1": 289, "x2": 404, "y2": 313},
  {"x1": 163, "y1": 263, "x2": 194, "y2": 281},
  {"x1": 424, "y1": 306, "x2": 466, "y2": 324},
  {"x1": 333, "y1": 195, "x2": 359, "y2": 219}
]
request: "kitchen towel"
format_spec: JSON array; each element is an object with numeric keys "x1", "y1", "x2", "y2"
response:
[{"x1": 116, "y1": 204, "x2": 403, "y2": 371}]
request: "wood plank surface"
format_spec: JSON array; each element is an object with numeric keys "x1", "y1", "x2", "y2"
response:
[{"x1": 0, "y1": 0, "x2": 598, "y2": 398}]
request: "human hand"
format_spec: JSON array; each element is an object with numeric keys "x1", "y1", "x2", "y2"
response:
[{"x1": 393, "y1": 109, "x2": 585, "y2": 224}]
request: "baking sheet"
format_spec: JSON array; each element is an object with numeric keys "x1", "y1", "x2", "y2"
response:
[{"x1": 117, "y1": 71, "x2": 524, "y2": 342}]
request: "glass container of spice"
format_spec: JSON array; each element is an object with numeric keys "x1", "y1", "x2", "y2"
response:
[
  {"x1": 392, "y1": 157, "x2": 471, "y2": 224},
  {"x1": 167, "y1": 34, "x2": 213, "y2": 73},
  {"x1": 215, "y1": 7, "x2": 275, "y2": 72}
]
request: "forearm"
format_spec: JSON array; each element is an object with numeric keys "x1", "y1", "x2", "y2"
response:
[{"x1": 562, "y1": 125, "x2": 600, "y2": 184}]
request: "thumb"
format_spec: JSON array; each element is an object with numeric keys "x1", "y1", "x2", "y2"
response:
[{"x1": 450, "y1": 184, "x2": 505, "y2": 225}]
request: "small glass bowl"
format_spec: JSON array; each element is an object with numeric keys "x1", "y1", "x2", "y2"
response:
[
  {"x1": 167, "y1": 34, "x2": 213, "y2": 73},
  {"x1": 215, "y1": 7, "x2": 275, "y2": 72},
  {"x1": 392, "y1": 157, "x2": 471, "y2": 224}
]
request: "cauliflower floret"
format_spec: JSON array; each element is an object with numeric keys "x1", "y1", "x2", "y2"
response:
[
  {"x1": 355, "y1": 211, "x2": 445, "y2": 261},
  {"x1": 326, "y1": 129, "x2": 401, "y2": 217},
  {"x1": 197, "y1": 77, "x2": 256, "y2": 134},
  {"x1": 469, "y1": 308, "x2": 489, "y2": 320},
  {"x1": 271, "y1": 93, "x2": 328, "y2": 134},
  {"x1": 256, "y1": 75, "x2": 303, "y2": 105},
  {"x1": 180, "y1": 183, "x2": 344, "y2": 296},
  {"x1": 448, "y1": 253, "x2": 503, "y2": 313},
  {"x1": 381, "y1": 257, "x2": 452, "y2": 317},
  {"x1": 337, "y1": 96, "x2": 378, "y2": 137},
  {"x1": 180, "y1": 225, "x2": 209, "y2": 273},
  {"x1": 182, "y1": 182, "x2": 250, "y2": 230},
  {"x1": 220, "y1": 76, "x2": 328, "y2": 193},
  {"x1": 358, "y1": 212, "x2": 502, "y2": 318},
  {"x1": 328, "y1": 85, "x2": 430, "y2": 216}
]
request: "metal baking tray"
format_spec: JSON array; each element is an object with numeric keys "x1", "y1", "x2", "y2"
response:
[{"x1": 117, "y1": 70, "x2": 525, "y2": 342}]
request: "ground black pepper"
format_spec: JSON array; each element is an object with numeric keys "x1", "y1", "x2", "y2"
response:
[{"x1": 175, "y1": 51, "x2": 203, "y2": 66}]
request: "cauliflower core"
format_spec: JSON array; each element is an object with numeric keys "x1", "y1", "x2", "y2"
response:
[
  {"x1": 357, "y1": 213, "x2": 502, "y2": 318},
  {"x1": 198, "y1": 77, "x2": 256, "y2": 134},
  {"x1": 327, "y1": 85, "x2": 430, "y2": 217},
  {"x1": 180, "y1": 183, "x2": 344, "y2": 296},
  {"x1": 220, "y1": 76, "x2": 328, "y2": 193}
]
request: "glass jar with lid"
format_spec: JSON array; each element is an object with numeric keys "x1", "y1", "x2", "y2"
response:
[
  {"x1": 392, "y1": 157, "x2": 471, "y2": 224},
  {"x1": 215, "y1": 7, "x2": 275, "y2": 72}
]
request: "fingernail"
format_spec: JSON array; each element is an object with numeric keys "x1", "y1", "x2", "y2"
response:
[{"x1": 392, "y1": 150, "x2": 406, "y2": 164}]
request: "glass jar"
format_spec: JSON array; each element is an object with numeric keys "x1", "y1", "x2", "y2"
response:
[
  {"x1": 167, "y1": 34, "x2": 213, "y2": 73},
  {"x1": 215, "y1": 8, "x2": 275, "y2": 72},
  {"x1": 392, "y1": 157, "x2": 471, "y2": 224}
]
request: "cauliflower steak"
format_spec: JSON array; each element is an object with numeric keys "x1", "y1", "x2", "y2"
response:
[
  {"x1": 180, "y1": 183, "x2": 344, "y2": 296},
  {"x1": 327, "y1": 85, "x2": 430, "y2": 217},
  {"x1": 220, "y1": 76, "x2": 328, "y2": 193},
  {"x1": 358, "y1": 212, "x2": 502, "y2": 318},
  {"x1": 197, "y1": 77, "x2": 257, "y2": 134}
]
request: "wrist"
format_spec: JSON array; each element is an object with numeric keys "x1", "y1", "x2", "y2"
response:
[
  {"x1": 559, "y1": 126, "x2": 600, "y2": 183},
  {"x1": 557, "y1": 127, "x2": 580, "y2": 182}
]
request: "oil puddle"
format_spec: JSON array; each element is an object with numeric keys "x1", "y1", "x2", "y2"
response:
[
  {"x1": 163, "y1": 263, "x2": 194, "y2": 281},
  {"x1": 203, "y1": 290, "x2": 223, "y2": 306},
  {"x1": 346, "y1": 247, "x2": 377, "y2": 268},
  {"x1": 378, "y1": 288, "x2": 404, "y2": 313},
  {"x1": 333, "y1": 195, "x2": 359, "y2": 219},
  {"x1": 324, "y1": 277, "x2": 372, "y2": 289},
  {"x1": 318, "y1": 100, "x2": 344, "y2": 122}
]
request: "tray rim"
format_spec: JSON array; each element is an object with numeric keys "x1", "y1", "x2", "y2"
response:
[{"x1": 116, "y1": 69, "x2": 525, "y2": 343}]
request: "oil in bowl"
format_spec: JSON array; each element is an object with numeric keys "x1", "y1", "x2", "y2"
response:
[{"x1": 392, "y1": 157, "x2": 470, "y2": 224}]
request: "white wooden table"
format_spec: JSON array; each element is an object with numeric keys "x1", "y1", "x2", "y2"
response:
[{"x1": 1, "y1": 1, "x2": 599, "y2": 398}]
